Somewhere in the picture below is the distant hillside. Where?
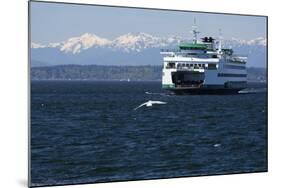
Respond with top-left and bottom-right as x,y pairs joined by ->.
31,65 -> 266,82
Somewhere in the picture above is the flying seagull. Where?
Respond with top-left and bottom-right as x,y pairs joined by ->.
134,100 -> 167,110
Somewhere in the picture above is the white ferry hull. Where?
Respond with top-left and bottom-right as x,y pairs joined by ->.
162,66 -> 247,95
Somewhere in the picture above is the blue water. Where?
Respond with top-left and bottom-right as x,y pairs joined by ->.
31,81 -> 267,187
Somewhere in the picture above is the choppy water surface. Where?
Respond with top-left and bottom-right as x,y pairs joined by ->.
31,81 -> 267,186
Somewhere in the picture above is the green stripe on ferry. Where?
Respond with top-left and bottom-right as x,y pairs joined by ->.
162,84 -> 175,89
179,43 -> 207,50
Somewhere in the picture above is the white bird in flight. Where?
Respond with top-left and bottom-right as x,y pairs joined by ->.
134,100 -> 167,110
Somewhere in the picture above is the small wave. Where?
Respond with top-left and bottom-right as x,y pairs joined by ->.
145,91 -> 160,95
145,91 -> 173,97
199,115 -> 216,119
238,88 -> 267,94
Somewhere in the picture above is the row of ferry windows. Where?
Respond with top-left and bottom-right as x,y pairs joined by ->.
166,62 -> 245,70
166,62 -> 216,69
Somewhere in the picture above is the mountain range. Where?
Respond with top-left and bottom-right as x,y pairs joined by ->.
31,32 -> 267,67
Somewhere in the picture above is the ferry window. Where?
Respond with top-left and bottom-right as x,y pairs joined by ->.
166,62 -> 175,69
208,63 -> 217,70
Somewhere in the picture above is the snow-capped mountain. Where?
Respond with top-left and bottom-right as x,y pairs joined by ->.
112,32 -> 169,52
60,33 -> 111,54
31,32 -> 182,53
32,33 -> 111,54
31,32 -> 266,67
222,37 -> 267,48
31,32 -> 174,54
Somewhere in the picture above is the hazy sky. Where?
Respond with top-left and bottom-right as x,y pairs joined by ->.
30,1 -> 267,44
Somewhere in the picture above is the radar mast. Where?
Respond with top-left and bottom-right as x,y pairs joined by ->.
218,28 -> 223,53
191,18 -> 200,44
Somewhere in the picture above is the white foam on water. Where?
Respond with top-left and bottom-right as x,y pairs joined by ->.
238,88 -> 267,94
145,91 -> 173,97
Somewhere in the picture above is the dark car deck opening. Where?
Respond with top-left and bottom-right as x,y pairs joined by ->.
172,71 -> 205,88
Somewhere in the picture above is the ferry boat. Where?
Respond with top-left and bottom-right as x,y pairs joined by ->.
160,24 -> 247,94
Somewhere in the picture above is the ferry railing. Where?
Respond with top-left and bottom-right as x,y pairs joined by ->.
160,49 -> 181,53
232,54 -> 248,59
175,66 -> 205,71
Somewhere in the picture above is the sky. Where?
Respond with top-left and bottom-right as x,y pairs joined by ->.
30,1 -> 267,44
